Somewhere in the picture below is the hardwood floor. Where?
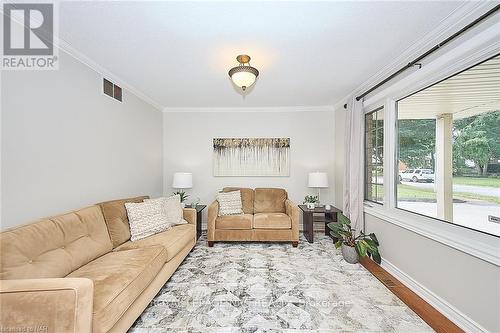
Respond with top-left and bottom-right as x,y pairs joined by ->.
360,257 -> 464,333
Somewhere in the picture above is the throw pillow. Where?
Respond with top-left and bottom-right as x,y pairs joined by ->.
145,194 -> 188,227
217,190 -> 243,216
125,201 -> 170,241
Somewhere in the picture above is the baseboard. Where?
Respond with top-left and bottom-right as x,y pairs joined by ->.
381,258 -> 488,333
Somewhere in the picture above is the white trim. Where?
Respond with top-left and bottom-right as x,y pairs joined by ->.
384,99 -> 397,209
334,1 -> 498,107
381,258 -> 489,333
364,22 -> 500,109
162,105 -> 335,113
365,206 -> 500,266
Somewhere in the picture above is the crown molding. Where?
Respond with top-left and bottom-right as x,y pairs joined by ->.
1,4 -> 164,110
334,1 -> 498,107
162,105 -> 335,113
56,37 -> 164,111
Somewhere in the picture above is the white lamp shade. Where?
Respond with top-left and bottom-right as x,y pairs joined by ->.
172,172 -> 192,189
308,172 -> 329,188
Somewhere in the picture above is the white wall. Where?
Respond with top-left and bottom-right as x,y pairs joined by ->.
1,51 -> 163,229
365,214 -> 500,332
163,109 -> 336,225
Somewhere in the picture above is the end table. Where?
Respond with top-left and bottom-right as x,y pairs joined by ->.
187,204 -> 206,240
298,205 -> 342,243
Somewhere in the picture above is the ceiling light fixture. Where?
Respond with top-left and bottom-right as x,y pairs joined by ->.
228,54 -> 259,91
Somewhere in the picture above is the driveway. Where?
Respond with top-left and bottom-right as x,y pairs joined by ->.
398,201 -> 500,236
401,181 -> 500,197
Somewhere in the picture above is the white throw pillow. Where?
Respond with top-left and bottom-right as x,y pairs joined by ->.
144,194 -> 188,227
217,190 -> 243,216
125,201 -> 170,241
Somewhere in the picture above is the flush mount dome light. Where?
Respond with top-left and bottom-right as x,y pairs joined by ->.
228,54 -> 259,91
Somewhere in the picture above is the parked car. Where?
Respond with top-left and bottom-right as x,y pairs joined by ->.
399,169 -> 435,183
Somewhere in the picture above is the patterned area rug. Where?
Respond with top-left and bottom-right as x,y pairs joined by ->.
130,234 -> 433,332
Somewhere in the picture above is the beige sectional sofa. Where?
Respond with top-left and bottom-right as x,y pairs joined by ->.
208,187 -> 299,247
0,196 -> 196,333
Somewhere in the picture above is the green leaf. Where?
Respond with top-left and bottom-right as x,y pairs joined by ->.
338,213 -> 351,225
356,241 -> 368,257
369,233 -> 379,245
330,231 -> 341,239
334,240 -> 342,248
364,238 -> 378,250
372,250 -> 382,264
355,242 -> 366,258
327,222 -> 340,230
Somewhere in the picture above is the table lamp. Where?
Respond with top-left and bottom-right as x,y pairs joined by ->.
308,172 -> 329,205
172,172 -> 192,205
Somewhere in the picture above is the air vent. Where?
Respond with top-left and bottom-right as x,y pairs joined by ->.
103,78 -> 122,102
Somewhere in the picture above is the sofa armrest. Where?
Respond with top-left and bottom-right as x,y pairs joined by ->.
207,200 -> 219,241
0,278 -> 93,333
285,199 -> 300,241
183,208 -> 197,224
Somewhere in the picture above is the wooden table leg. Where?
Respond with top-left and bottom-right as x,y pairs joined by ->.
196,211 -> 202,240
303,212 -> 314,243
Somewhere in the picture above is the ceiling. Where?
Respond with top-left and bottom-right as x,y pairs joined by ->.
58,1 -> 466,109
398,55 -> 500,120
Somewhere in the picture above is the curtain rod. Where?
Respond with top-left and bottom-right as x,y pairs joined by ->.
355,4 -> 500,102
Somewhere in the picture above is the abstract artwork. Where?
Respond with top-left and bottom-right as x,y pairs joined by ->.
213,138 -> 290,176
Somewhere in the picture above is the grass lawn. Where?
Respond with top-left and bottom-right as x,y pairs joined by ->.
373,184 -> 500,205
453,176 -> 500,188
397,184 -> 435,200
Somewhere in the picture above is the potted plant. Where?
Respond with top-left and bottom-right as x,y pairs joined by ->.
303,195 -> 319,209
327,213 -> 381,264
173,191 -> 189,208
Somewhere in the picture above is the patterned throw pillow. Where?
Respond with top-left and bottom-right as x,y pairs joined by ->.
144,194 -> 188,227
125,201 -> 170,241
217,190 -> 243,216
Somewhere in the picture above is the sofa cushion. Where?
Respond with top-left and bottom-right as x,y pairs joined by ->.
67,246 -> 167,333
223,187 -> 254,214
253,213 -> 292,229
217,190 -> 244,216
115,224 -> 195,262
216,214 -> 253,230
254,188 -> 288,213
0,206 -> 112,280
145,195 -> 186,226
125,201 -> 171,241
98,196 -> 149,248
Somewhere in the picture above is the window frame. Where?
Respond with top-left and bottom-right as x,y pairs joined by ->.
364,106 -> 385,205
360,33 -> 500,265
394,53 -> 499,239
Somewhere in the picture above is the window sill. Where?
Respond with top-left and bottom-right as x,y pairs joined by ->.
364,203 -> 500,266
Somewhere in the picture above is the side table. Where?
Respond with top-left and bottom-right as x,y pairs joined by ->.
187,204 -> 206,240
298,205 -> 342,243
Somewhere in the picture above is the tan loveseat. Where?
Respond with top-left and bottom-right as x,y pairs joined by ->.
207,188 -> 299,247
0,196 -> 196,333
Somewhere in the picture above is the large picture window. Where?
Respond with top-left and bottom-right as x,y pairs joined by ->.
396,55 -> 500,237
365,107 -> 384,204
